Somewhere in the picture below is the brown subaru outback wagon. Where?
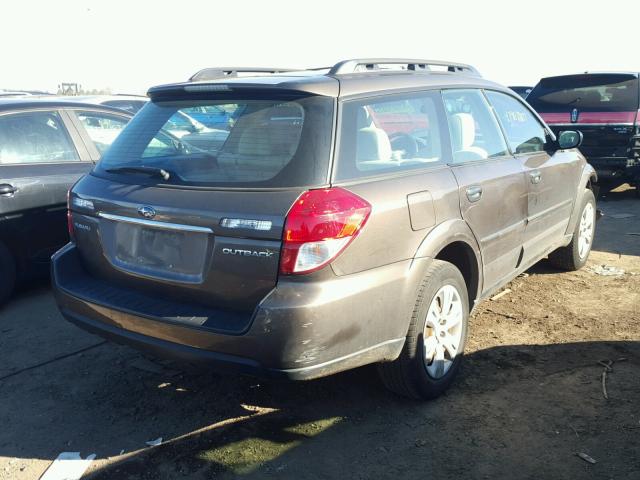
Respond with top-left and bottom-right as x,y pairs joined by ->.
52,59 -> 597,399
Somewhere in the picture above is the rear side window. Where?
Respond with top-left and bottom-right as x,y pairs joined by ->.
96,94 -> 334,188
335,92 -> 444,180
527,74 -> 639,112
441,89 -> 509,163
0,111 -> 79,164
485,91 -> 547,154
76,111 -> 129,154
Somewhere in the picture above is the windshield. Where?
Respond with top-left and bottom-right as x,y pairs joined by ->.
527,74 -> 639,112
95,93 -> 334,188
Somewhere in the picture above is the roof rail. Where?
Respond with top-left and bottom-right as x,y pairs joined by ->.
328,58 -> 480,76
190,67 -> 297,82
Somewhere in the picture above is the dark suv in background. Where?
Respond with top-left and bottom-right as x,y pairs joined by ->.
527,72 -> 640,194
52,59 -> 597,399
0,98 -> 132,304
509,86 -> 533,99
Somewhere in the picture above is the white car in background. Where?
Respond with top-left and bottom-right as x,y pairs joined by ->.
0,89 -> 53,97
64,95 -> 149,114
74,94 -> 230,152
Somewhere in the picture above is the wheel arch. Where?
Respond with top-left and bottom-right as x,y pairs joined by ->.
586,164 -> 598,192
565,163 -> 598,236
414,219 -> 483,309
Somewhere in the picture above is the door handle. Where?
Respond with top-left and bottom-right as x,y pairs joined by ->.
529,171 -> 542,184
0,184 -> 17,196
466,185 -> 483,203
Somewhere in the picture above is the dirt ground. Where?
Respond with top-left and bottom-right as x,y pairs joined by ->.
0,186 -> 638,480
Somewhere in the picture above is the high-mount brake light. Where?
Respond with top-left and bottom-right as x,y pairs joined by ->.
280,188 -> 371,275
183,84 -> 231,92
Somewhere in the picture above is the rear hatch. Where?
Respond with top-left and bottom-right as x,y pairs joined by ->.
69,88 -> 335,316
527,73 -> 639,163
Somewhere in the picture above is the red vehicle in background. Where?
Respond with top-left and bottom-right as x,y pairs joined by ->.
367,100 -> 429,135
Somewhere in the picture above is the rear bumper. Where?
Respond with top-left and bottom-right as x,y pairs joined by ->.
58,304 -> 265,375
52,244 -> 423,380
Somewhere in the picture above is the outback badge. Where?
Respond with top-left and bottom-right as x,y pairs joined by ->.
138,206 -> 156,219
222,248 -> 274,258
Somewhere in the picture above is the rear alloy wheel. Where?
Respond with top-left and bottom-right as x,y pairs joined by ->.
548,189 -> 596,271
577,202 -> 595,260
423,285 -> 464,379
0,241 -> 16,306
378,260 -> 469,400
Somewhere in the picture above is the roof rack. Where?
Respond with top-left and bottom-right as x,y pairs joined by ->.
328,58 -> 480,76
189,67 -> 297,82
188,59 -> 480,83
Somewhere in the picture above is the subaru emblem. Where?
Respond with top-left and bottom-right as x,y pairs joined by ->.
571,108 -> 579,123
138,206 -> 156,219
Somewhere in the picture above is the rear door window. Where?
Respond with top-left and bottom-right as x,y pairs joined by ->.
485,91 -> 547,154
96,94 -> 334,188
335,91 -> 445,180
75,111 -> 129,154
527,74 -> 639,112
441,89 -> 509,163
0,111 -> 79,164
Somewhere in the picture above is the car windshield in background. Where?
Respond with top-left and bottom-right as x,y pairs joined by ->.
95,94 -> 334,188
527,74 -> 639,112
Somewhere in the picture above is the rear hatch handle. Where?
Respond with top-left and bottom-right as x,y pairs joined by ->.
97,212 -> 213,233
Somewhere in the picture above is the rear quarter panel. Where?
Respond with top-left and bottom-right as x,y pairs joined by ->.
330,166 -> 461,275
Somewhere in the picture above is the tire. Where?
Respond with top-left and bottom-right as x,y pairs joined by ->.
0,241 -> 16,306
548,189 -> 596,271
378,259 -> 469,400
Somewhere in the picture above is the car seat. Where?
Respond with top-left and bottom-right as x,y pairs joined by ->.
448,112 -> 488,163
217,106 -> 302,179
355,107 -> 393,169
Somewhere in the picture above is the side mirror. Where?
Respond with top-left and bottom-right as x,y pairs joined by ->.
558,130 -> 583,149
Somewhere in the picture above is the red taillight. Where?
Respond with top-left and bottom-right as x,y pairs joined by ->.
280,187 -> 371,275
67,189 -> 74,241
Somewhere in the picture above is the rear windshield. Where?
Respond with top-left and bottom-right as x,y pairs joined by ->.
527,74 -> 639,112
95,93 -> 334,188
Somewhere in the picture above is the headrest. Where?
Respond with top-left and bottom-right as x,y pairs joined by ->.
356,126 -> 392,162
357,107 -> 374,129
450,113 -> 476,149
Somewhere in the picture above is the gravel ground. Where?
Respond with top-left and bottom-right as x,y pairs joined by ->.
0,186 -> 638,480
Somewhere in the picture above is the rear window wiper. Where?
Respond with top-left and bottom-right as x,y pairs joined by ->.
105,166 -> 172,181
